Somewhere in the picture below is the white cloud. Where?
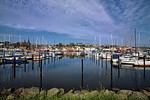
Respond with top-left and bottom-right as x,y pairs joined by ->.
0,0 -> 149,44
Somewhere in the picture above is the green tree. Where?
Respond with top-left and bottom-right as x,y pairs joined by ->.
57,43 -> 63,47
69,43 -> 75,47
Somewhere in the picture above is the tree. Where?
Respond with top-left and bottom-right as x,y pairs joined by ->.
57,43 -> 63,47
69,43 -> 75,47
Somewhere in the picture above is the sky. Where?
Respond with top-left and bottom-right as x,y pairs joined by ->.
0,0 -> 150,46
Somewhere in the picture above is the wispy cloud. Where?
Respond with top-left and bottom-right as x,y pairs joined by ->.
0,0 -> 149,44
101,0 -> 150,28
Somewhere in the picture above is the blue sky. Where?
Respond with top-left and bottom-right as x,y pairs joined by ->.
0,0 -> 150,46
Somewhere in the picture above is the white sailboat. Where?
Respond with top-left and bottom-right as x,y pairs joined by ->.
134,60 -> 150,66
120,56 -> 137,65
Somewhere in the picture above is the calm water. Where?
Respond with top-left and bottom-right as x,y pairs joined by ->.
0,54 -> 150,91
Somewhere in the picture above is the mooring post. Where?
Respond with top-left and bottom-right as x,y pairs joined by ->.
32,61 -> 34,70
106,53 -> 107,70
13,56 -> 16,67
106,53 -> 107,61
144,55 -> 146,79
32,54 -> 34,70
98,57 -> 100,65
41,54 -> 43,65
110,55 -> 113,90
32,55 -> 34,70
24,56 -> 26,72
40,57 -> 43,91
118,56 -> 120,78
2,57 -> 4,64
111,55 -> 113,65
25,56 -> 26,61
81,59 -> 83,89
39,53 -> 41,62
101,58 -> 103,68
41,58 -> 43,68
82,59 -> 83,73
32,54 -> 34,61
118,55 -> 120,64
44,55 -> 46,65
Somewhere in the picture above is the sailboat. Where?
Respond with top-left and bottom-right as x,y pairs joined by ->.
134,60 -> 150,66
3,55 -> 28,64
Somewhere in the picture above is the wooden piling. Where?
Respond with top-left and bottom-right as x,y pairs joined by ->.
117,55 -> 120,78
81,59 -> 83,89
2,58 -> 4,64
32,54 -> 34,60
39,53 -> 41,62
40,57 -> 43,91
13,56 -> 16,67
106,53 -> 107,70
144,55 -> 146,78
118,55 -> 120,64
41,58 -> 43,67
110,55 -> 113,90
25,56 -> 26,61
111,55 -> 113,65
82,59 -> 83,73
101,58 -> 103,68
24,56 -> 26,72
98,57 -> 100,65
32,61 -> 34,70
32,54 -> 34,70
44,55 -> 46,65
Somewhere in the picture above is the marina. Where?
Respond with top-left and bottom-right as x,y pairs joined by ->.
0,0 -> 150,99
0,47 -> 150,91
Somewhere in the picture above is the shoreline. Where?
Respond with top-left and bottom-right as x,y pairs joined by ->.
0,87 -> 150,100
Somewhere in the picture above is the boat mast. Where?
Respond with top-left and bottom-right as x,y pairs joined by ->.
99,35 -> 101,50
19,35 -> 21,48
134,28 -> 136,54
111,34 -> 113,53
138,33 -> 140,49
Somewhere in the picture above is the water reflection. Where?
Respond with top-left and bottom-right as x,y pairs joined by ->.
0,53 -> 150,91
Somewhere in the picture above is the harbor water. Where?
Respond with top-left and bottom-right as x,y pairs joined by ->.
0,53 -> 150,91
